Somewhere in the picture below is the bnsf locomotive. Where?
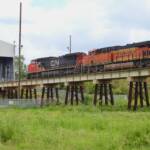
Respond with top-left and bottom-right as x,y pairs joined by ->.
27,41 -> 150,79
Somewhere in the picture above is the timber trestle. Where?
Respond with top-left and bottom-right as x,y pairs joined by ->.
0,75 -> 150,111
40,85 -> 59,107
65,82 -> 84,105
1,87 -> 18,99
20,87 -> 37,100
128,78 -> 150,111
93,80 -> 114,106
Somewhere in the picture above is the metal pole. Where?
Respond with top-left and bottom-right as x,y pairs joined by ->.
69,35 -> 71,54
13,41 -> 16,80
18,2 -> 22,99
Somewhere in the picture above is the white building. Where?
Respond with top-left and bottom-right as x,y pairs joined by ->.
0,40 -> 15,81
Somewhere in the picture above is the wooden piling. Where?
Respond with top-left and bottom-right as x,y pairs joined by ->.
139,82 -> 144,107
144,82 -> 149,107
109,84 -> 114,105
128,82 -> 133,110
71,85 -> 74,105
55,87 -> 59,104
104,83 -> 108,105
75,85 -> 79,105
46,87 -> 50,105
133,82 -> 138,111
41,87 -> 45,107
80,86 -> 84,103
29,88 -> 32,99
99,84 -> 103,105
21,88 -> 24,99
93,84 -> 98,105
65,86 -> 69,105
34,88 -> 37,100
26,88 -> 29,99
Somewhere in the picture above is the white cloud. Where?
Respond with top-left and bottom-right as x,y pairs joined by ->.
129,29 -> 150,42
0,0 -> 150,64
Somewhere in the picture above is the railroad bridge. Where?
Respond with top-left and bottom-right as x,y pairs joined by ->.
0,67 -> 150,110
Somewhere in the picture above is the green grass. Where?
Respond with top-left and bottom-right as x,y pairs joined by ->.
0,100 -> 150,150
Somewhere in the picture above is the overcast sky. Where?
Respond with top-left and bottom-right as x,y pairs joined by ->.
0,0 -> 150,64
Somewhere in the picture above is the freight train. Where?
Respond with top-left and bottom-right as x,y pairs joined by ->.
27,41 -> 150,79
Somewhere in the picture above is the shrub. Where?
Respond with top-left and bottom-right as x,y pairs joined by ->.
0,123 -> 14,143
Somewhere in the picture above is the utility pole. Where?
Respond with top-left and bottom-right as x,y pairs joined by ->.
13,41 -> 16,80
67,35 -> 72,54
69,35 -> 72,54
18,2 -> 22,99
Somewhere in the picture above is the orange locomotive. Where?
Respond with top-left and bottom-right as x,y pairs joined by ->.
80,41 -> 150,72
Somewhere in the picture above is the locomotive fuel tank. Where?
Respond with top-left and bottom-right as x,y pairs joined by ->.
104,62 -> 134,71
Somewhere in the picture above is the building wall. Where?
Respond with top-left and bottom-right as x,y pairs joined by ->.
0,40 -> 15,81
0,40 -> 14,57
